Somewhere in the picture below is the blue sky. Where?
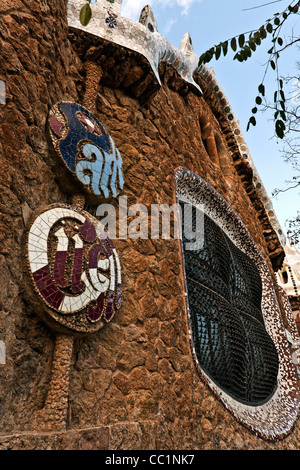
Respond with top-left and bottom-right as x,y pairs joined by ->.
120,0 -> 299,241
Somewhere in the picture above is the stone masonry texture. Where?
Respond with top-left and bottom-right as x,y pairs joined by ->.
0,0 -> 299,450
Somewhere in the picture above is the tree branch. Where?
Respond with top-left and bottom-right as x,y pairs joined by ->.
242,1 -> 284,11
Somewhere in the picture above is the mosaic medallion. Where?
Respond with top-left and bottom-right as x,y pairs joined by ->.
105,10 -> 117,28
25,204 -> 122,335
48,102 -> 124,201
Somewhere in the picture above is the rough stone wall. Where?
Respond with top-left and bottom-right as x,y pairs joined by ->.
0,0 -> 299,450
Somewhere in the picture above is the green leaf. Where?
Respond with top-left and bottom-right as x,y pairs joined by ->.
244,46 -> 252,58
288,4 -> 298,13
238,34 -> 245,48
275,119 -> 285,139
221,42 -> 228,56
270,60 -> 276,70
80,3 -> 92,26
258,84 -> 265,96
277,37 -> 283,46
277,119 -> 285,130
280,110 -> 287,121
280,100 -> 286,111
215,45 -> 222,60
234,53 -> 243,62
240,49 -> 248,61
207,48 -> 214,61
252,107 -> 258,114
249,40 -> 256,51
199,50 -> 214,64
259,26 -> 267,39
266,23 -> 273,33
274,17 -> 280,26
230,37 -> 237,52
280,90 -> 285,100
254,32 -> 262,45
198,53 -> 206,65
246,115 -> 257,132
255,96 -> 262,105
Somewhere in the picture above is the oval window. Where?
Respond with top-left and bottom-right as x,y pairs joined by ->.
175,168 -> 299,440
180,201 -> 279,405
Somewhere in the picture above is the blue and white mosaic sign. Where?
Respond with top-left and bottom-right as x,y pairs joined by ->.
48,102 -> 124,200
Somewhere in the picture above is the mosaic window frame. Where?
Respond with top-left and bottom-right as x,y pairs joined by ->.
175,168 -> 299,440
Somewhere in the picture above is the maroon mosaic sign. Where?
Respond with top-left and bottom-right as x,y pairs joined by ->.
26,204 -> 122,335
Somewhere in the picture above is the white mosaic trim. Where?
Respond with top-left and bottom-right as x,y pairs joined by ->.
68,0 -> 201,91
280,289 -> 300,375
175,168 -> 299,440
277,242 -> 300,297
28,207 -> 86,274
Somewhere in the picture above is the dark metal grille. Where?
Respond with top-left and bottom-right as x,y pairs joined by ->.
180,202 -> 279,405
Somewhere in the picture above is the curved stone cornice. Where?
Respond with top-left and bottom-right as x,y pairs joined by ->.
68,0 -> 201,91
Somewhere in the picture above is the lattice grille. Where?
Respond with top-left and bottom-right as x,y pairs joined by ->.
180,202 -> 279,405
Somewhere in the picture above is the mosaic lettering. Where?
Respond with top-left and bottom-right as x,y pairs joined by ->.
26,205 -> 122,334
49,102 -> 124,199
